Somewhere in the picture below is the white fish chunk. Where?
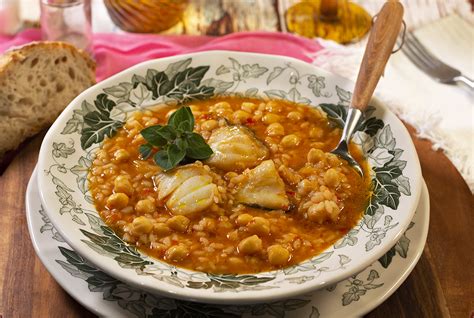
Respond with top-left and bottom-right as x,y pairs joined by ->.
235,160 -> 289,210
206,126 -> 269,171
155,166 -> 205,200
155,165 -> 217,215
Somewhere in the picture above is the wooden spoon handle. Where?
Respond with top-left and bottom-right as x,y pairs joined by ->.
351,1 -> 404,111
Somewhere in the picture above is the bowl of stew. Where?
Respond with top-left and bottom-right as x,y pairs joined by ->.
37,51 -> 422,304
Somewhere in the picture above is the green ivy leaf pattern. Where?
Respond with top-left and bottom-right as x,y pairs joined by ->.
378,222 -> 414,268
201,78 -> 234,94
359,117 -> 384,136
309,306 -> 320,318
187,274 -> 275,290
38,205 -> 65,242
335,85 -> 352,106
307,75 -> 326,97
284,252 -> 334,275
80,213 -> 151,270
319,103 -> 347,127
52,142 -> 75,158
163,58 -> 193,79
103,82 -> 134,104
264,88 -> 311,104
61,100 -> 95,135
267,66 -> 285,84
81,93 -> 124,150
70,155 -> 92,194
341,270 -> 383,306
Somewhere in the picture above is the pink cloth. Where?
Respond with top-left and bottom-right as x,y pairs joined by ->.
0,29 -> 323,81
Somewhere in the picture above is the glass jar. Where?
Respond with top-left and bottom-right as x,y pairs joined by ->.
40,0 -> 92,52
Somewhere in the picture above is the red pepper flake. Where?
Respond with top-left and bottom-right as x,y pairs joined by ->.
286,191 -> 295,196
246,118 -> 255,125
141,188 -> 154,195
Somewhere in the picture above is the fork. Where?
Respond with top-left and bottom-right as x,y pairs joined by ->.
401,32 -> 474,89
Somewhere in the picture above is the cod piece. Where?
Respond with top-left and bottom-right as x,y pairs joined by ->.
155,164 -> 217,215
206,125 -> 268,172
235,160 -> 289,210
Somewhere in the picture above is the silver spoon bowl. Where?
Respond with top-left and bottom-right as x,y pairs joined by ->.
331,108 -> 364,176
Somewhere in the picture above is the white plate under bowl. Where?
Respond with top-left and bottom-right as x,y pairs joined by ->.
36,51 -> 422,304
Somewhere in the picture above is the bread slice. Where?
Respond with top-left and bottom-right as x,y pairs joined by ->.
0,41 -> 96,161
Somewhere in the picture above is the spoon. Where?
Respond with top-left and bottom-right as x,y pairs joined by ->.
331,0 -> 404,176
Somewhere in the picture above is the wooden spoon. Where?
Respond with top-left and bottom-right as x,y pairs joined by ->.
331,0 -> 404,176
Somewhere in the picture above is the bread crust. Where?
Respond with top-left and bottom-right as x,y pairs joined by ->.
0,41 -> 96,161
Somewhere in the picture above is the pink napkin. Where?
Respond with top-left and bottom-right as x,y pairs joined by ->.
0,29 -> 323,81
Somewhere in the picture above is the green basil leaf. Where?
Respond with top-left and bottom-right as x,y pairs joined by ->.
140,125 -> 176,147
154,144 -> 186,171
185,132 -> 213,160
168,107 -> 194,131
175,137 -> 188,151
177,120 -> 192,133
139,143 -> 153,159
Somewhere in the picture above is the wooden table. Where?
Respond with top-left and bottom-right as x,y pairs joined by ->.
2,1 -> 473,317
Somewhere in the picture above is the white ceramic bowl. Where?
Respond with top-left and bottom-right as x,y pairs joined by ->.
37,51 -> 422,304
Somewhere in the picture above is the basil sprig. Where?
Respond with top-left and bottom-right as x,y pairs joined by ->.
139,106 -> 213,171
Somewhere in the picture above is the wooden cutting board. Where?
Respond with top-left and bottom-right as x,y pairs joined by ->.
0,124 -> 472,317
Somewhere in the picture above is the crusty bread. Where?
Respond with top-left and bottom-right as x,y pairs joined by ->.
0,41 -> 96,160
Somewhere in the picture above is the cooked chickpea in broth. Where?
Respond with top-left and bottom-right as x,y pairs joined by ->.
88,96 -> 371,274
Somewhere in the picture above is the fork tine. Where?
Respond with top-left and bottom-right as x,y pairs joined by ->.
402,41 -> 434,74
405,33 -> 440,67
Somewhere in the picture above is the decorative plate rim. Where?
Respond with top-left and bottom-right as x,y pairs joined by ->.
36,51 -> 423,304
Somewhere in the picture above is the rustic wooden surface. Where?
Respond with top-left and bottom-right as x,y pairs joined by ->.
0,124 -> 472,318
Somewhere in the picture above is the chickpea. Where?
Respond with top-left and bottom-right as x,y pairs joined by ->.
307,148 -> 324,164
153,223 -> 171,237
236,213 -> 253,226
241,102 -> 256,113
262,113 -> 281,125
248,217 -> 270,236
113,149 -> 130,162
287,111 -> 303,121
266,123 -> 285,136
307,202 -> 326,223
309,127 -> 323,139
201,217 -> 217,233
325,200 -> 340,220
106,193 -> 129,209
281,134 -> 301,148
228,257 -> 244,266
238,235 -> 262,255
324,168 -> 341,187
166,215 -> 190,233
131,216 -> 153,235
233,110 -> 251,123
165,244 -> 189,262
267,245 -> 290,266
201,119 -> 218,131
214,101 -> 231,109
265,101 -> 283,113
310,192 -> 325,204
327,154 -> 342,167
114,176 -> 133,196
135,199 -> 156,214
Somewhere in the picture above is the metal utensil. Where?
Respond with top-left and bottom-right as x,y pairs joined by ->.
402,32 -> 474,89
331,0 -> 404,176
